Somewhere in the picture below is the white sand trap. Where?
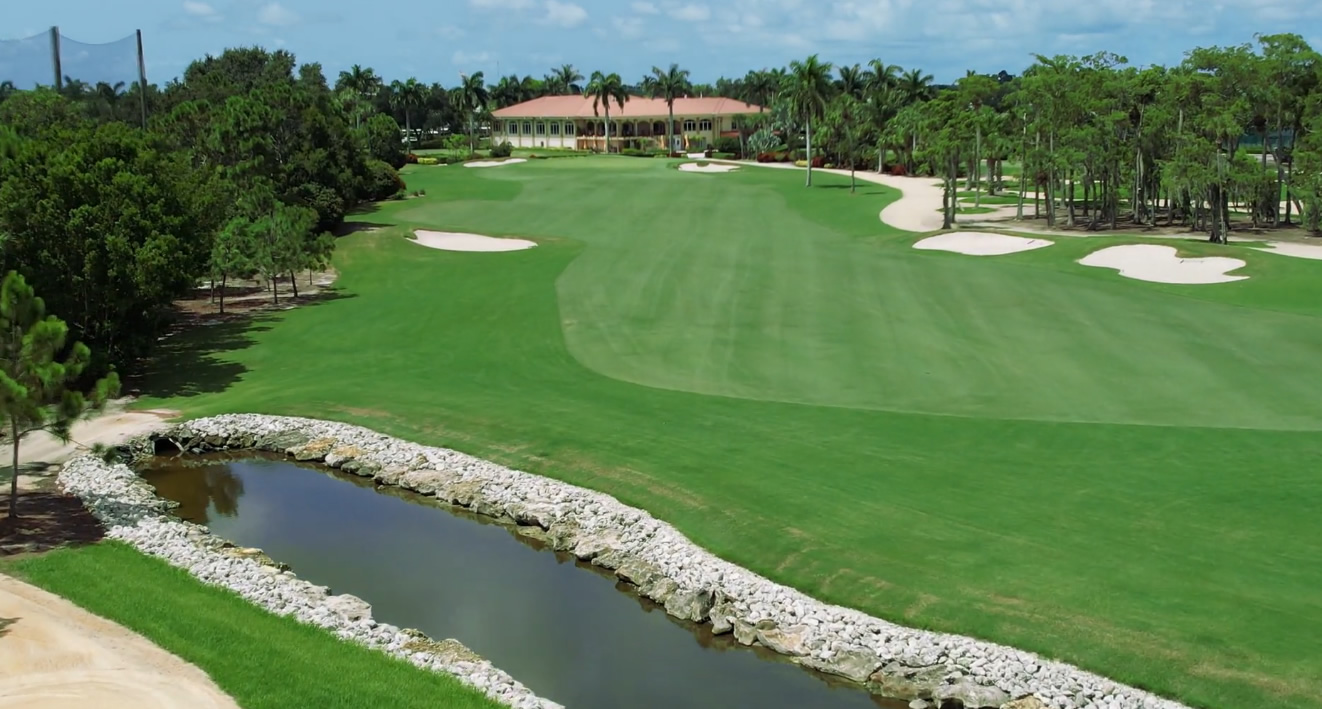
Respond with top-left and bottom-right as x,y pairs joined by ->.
1255,241 -> 1322,260
463,158 -> 527,168
412,230 -> 536,252
678,162 -> 739,174
1079,244 -> 1247,284
913,231 -> 1053,256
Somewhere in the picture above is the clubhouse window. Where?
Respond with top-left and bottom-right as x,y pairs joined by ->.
550,122 -> 560,135
536,122 -> 546,135
683,119 -> 696,132
507,122 -> 518,135
565,122 -> 575,135
699,119 -> 712,131
523,122 -> 532,135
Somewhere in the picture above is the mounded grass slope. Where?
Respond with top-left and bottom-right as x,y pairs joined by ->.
140,157 -> 1322,709
2,542 -> 502,709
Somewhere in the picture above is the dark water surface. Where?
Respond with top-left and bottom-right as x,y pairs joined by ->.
142,454 -> 903,709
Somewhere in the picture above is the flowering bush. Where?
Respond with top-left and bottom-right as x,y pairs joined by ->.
889,163 -> 908,176
417,157 -> 439,165
404,153 -> 419,164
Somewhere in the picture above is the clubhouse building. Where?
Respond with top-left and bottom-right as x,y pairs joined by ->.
491,95 -> 763,152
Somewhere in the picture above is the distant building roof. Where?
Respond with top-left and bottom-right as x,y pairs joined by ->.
492,95 -> 763,119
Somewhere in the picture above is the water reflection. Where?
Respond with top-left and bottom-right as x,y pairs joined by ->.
141,454 -> 907,709
147,457 -> 245,524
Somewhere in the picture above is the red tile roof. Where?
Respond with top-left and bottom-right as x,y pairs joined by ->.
492,95 -> 763,119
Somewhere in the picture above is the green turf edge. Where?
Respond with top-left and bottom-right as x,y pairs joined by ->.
1,542 -> 503,709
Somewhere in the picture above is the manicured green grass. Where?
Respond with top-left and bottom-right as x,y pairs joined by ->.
138,156 -> 1322,709
2,543 -> 501,709
940,206 -> 998,215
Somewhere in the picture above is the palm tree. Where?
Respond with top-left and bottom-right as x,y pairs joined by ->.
389,78 -> 426,153
585,71 -> 628,154
0,80 -> 15,105
867,84 -> 904,172
60,76 -> 89,100
783,54 -> 835,186
94,81 -> 126,121
743,70 -> 776,111
337,65 -> 381,128
837,64 -> 866,100
492,75 -> 523,108
648,63 -> 691,154
866,60 -> 901,91
553,64 -> 584,95
457,72 -> 490,155
900,68 -> 935,103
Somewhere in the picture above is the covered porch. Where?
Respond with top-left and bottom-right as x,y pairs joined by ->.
575,118 -> 682,152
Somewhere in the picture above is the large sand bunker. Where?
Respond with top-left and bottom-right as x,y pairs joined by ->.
1079,244 -> 1247,284
678,162 -> 739,174
412,230 -> 536,252
463,158 -> 527,168
0,575 -> 238,709
1255,241 -> 1322,260
913,231 -> 1053,256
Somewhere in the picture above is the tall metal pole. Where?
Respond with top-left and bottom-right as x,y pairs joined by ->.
50,26 -> 62,91
136,29 -> 148,129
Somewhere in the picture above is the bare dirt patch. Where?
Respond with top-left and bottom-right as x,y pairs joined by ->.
0,574 -> 239,709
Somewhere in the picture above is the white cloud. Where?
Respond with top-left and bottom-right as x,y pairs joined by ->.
257,2 -> 300,26
182,0 -> 220,18
632,1 -> 660,13
452,49 -> 493,65
543,0 -> 588,27
611,16 -> 646,38
436,25 -> 466,39
668,3 -> 711,21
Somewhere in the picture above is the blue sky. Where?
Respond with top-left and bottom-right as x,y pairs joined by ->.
2,0 -> 1319,90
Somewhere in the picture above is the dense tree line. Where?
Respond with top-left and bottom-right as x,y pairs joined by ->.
0,47 -> 407,374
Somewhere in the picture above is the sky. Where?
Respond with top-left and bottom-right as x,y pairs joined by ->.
2,0 -> 1320,90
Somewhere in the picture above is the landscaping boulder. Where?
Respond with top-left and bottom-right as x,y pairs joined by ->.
935,678 -> 1011,708
799,645 -> 883,683
755,623 -> 812,656
868,662 -> 947,700
663,587 -> 714,623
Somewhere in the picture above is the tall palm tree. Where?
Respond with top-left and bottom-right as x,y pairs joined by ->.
648,63 -> 691,154
866,60 -> 901,91
60,77 -> 89,100
492,75 -> 523,108
585,71 -> 628,154
743,70 -> 775,111
94,81 -> 126,121
457,73 -> 490,155
553,64 -> 584,95
389,78 -> 426,152
337,65 -> 381,128
900,68 -> 935,103
837,64 -> 866,100
0,80 -> 15,105
867,84 -> 904,171
782,54 -> 834,186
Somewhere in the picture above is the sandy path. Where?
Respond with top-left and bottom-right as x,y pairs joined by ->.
1,402 -> 178,493
0,574 -> 238,709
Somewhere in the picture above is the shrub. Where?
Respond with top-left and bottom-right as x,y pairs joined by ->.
793,159 -> 808,168
366,160 -> 406,201
416,157 -> 439,165
621,148 -> 660,158
889,164 -> 908,176
811,156 -> 826,168
715,136 -> 742,155
489,141 -> 513,159
404,153 -> 418,164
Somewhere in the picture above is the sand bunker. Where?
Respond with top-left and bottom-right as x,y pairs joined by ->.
463,158 -> 527,168
913,231 -> 1053,256
1079,245 -> 1247,284
412,230 -> 536,252
1255,241 -> 1322,260
0,575 -> 238,709
678,162 -> 739,174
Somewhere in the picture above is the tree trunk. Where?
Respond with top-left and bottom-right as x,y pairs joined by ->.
8,419 -> 19,518
209,278 -> 216,304
973,125 -> 982,208
290,270 -> 299,299
667,102 -> 674,155
805,117 -> 813,187
218,273 -> 226,315
272,273 -> 279,305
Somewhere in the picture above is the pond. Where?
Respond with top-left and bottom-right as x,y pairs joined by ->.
142,454 -> 905,709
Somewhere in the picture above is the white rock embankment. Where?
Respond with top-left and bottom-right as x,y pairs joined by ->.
56,453 -> 561,709
92,414 -> 1200,709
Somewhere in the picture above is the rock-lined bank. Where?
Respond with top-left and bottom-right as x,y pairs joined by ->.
56,453 -> 561,709
86,413 -> 1190,709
